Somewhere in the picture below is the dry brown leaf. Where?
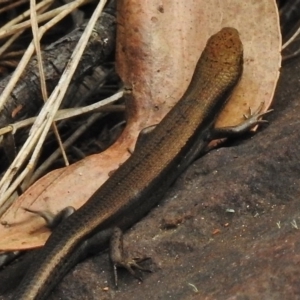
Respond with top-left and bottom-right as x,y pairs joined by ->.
0,0 -> 281,251
117,0 -> 281,129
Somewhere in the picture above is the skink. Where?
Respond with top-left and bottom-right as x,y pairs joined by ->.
14,27 -> 262,299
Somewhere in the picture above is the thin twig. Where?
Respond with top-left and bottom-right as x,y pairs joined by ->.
0,0 -> 53,31
0,0 -> 108,216
0,31 -> 24,57
0,0 -> 92,39
282,25 -> 300,49
0,0 -> 51,56
0,0 -> 90,192
0,91 -> 124,136
0,0 -> 89,112
0,0 -> 29,14
30,0 -> 69,169
29,112 -> 105,184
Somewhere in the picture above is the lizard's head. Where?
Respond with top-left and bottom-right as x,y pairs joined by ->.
205,27 -> 243,69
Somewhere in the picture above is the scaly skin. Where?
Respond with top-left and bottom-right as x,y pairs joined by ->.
14,27 -> 243,299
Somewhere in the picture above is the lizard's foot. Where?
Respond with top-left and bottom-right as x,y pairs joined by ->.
243,101 -> 273,125
110,227 -> 152,287
23,206 -> 75,230
0,206 -> 75,268
211,102 -> 273,139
